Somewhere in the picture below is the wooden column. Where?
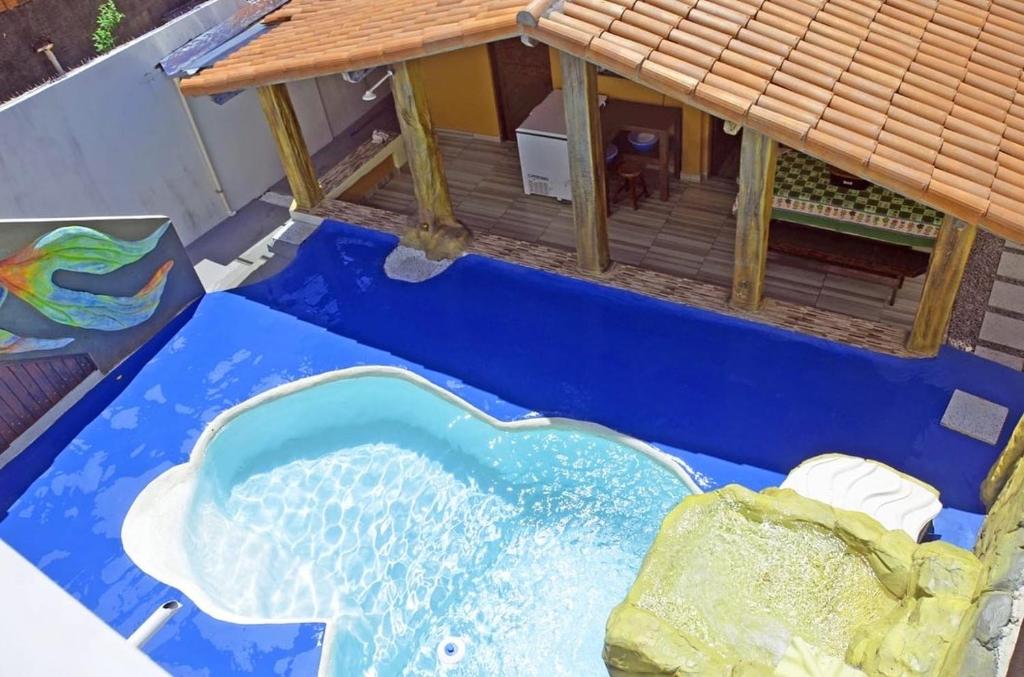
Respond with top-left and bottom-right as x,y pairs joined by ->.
730,129 -> 777,311
392,59 -> 469,258
257,83 -> 322,210
681,105 -> 710,181
561,53 -> 610,274
907,215 -> 977,355
982,414 -> 1024,509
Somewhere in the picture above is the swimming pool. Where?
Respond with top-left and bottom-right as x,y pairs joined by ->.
5,218 -> 1020,673
123,367 -> 696,675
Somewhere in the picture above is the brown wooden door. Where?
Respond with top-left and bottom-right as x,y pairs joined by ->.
710,116 -> 741,179
488,38 -> 553,141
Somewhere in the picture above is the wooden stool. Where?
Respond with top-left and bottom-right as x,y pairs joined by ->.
614,161 -> 650,210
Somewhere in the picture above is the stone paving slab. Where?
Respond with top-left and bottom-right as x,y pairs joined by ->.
988,281 -> 1024,314
941,390 -> 1010,445
974,346 -> 1024,371
972,244 -> 1024,371
997,252 -> 1024,281
981,313 -> 1024,352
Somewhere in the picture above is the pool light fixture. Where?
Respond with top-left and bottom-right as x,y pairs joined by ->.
437,636 -> 468,666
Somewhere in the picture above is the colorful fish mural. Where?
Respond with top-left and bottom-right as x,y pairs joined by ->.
0,329 -> 74,355
0,222 -> 173,332
0,217 -> 201,451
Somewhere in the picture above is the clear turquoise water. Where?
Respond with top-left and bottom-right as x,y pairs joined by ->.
185,373 -> 691,675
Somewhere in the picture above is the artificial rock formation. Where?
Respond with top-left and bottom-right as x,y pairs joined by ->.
604,485 -> 982,676
946,444 -> 1024,676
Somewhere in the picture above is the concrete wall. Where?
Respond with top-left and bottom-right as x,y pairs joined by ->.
0,539 -> 167,676
187,78 -> 332,215
0,0 -> 378,244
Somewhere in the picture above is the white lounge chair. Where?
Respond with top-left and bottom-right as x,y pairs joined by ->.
781,453 -> 942,541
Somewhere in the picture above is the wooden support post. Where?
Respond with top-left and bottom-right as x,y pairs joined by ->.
907,216 -> 977,355
982,414 -> 1024,509
257,83 -> 322,210
681,105 -> 710,182
561,53 -> 610,274
730,129 -> 777,311
392,59 -> 469,259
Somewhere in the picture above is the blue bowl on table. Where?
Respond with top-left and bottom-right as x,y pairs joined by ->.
628,131 -> 657,152
605,143 -> 619,165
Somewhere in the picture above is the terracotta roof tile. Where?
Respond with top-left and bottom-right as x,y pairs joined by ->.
564,3 -> 617,28
580,0 -> 629,18
610,16 -> 666,43
633,0 -> 689,25
588,34 -> 650,75
696,80 -> 755,115
640,59 -> 701,92
748,103 -> 811,141
652,43 -> 715,75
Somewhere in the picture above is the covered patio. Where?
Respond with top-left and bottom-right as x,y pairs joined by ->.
177,0 -> 1024,357
363,128 -> 928,329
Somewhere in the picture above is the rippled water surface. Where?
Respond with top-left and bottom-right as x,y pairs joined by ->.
185,374 -> 690,675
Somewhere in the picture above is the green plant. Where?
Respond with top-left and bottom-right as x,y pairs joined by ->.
92,0 -> 125,55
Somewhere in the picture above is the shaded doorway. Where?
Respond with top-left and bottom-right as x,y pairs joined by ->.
488,38 -> 553,142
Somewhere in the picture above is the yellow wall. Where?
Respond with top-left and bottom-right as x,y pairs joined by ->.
549,48 -> 709,179
419,46 -> 502,138
549,48 -> 670,107
414,47 -> 711,175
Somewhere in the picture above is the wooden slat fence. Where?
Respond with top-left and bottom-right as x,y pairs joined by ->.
0,353 -> 97,449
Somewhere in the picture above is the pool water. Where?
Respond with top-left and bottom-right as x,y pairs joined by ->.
129,370 -> 693,675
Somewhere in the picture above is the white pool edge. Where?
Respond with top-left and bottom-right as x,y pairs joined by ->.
121,365 -> 702,676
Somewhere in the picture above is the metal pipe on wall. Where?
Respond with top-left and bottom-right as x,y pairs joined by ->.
173,79 -> 233,217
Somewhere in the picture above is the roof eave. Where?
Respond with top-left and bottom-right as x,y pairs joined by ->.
179,25 -> 522,97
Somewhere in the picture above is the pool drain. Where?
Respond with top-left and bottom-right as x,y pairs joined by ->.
437,636 -> 467,666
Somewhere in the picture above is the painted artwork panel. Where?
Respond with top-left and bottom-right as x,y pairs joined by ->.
0,216 -> 203,371
0,215 -> 202,454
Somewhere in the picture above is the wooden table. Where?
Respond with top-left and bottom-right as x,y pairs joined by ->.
771,150 -> 943,248
601,99 -> 679,201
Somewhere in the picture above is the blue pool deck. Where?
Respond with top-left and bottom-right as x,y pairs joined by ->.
2,220 -> 1023,674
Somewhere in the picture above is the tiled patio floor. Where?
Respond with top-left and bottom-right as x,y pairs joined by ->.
365,130 -> 926,330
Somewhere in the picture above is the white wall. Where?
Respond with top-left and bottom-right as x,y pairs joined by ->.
316,73 -> 386,138
0,0 -> 378,244
0,539 -> 168,676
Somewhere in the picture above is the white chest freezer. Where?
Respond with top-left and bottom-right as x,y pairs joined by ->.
516,90 -> 572,201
